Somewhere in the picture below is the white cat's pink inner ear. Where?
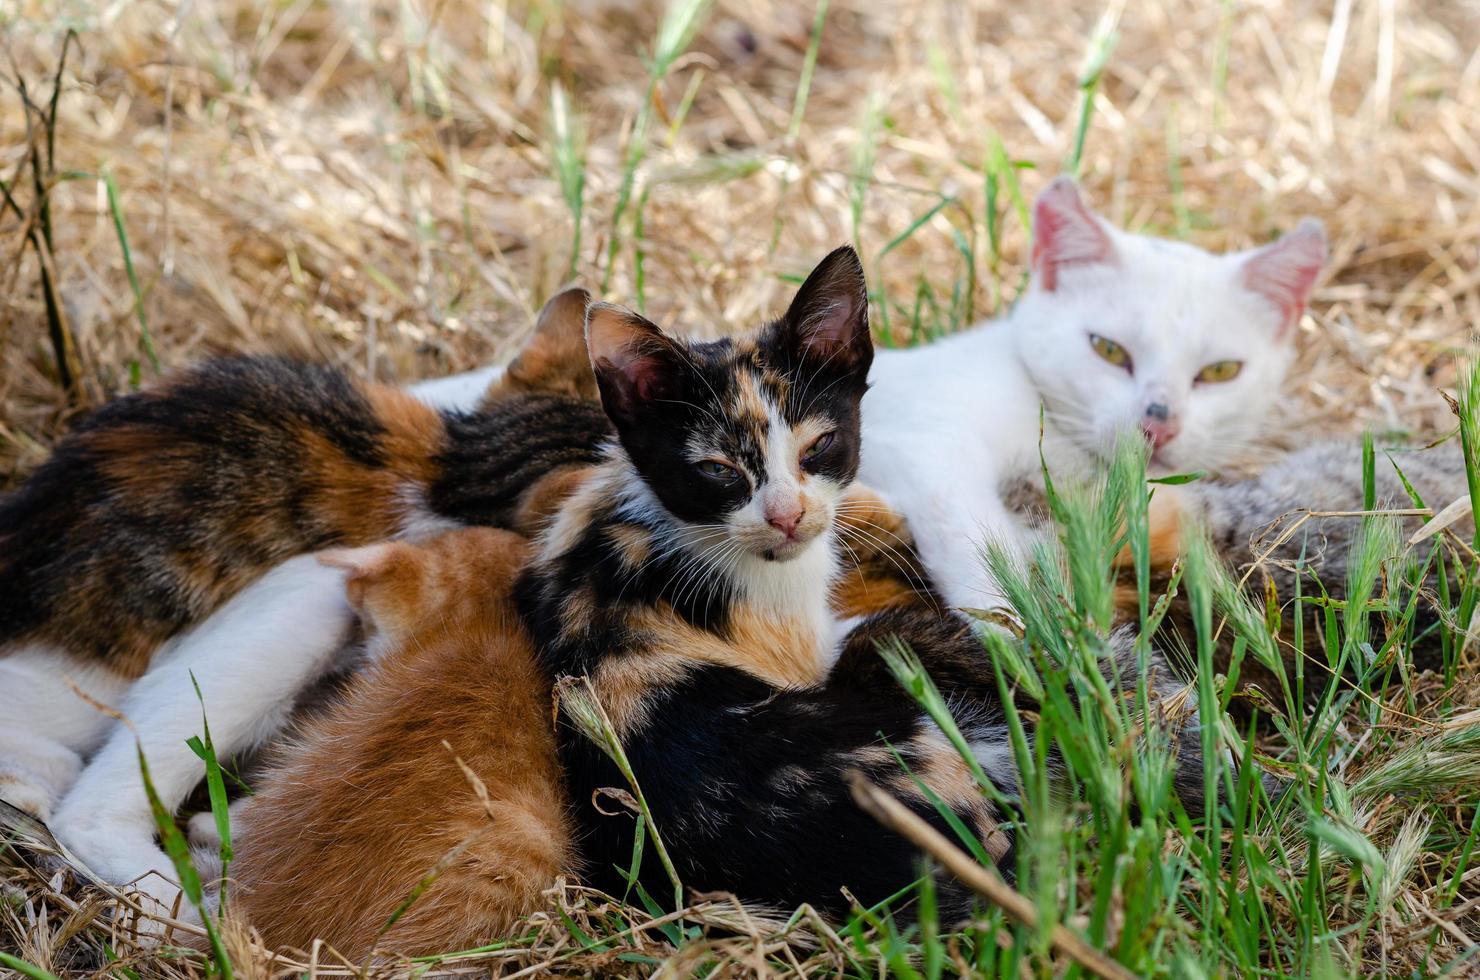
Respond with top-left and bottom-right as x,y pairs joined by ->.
1240,218 -> 1327,336
1031,178 -> 1117,291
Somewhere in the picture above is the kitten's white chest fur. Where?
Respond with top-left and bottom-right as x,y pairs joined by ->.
731,527 -> 843,669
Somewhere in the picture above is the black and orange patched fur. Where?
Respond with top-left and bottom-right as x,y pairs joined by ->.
225,527 -> 576,959
0,291 -> 607,681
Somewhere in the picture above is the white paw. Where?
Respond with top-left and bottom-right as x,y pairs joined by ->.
0,741 -> 83,822
0,776 -> 57,822
186,810 -> 222,850
51,808 -> 184,913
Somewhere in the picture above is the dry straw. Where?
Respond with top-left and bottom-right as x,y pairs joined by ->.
1,0 -> 1476,480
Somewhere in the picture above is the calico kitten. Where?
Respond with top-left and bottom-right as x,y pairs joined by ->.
513,247 -> 1209,918
224,527 -> 577,959
0,290 -> 605,911
512,247 -> 997,916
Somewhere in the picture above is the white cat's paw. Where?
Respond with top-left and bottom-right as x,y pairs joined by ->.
0,735 -> 84,822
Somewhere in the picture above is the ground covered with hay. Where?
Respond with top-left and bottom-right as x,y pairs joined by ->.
2,0 -> 1478,976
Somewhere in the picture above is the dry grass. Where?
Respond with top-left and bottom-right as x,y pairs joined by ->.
1,0 -> 1477,480
2,0 -> 1479,976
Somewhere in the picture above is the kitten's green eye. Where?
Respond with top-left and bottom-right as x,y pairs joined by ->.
1195,360 -> 1243,384
697,459 -> 742,484
802,432 -> 835,461
1090,334 -> 1132,371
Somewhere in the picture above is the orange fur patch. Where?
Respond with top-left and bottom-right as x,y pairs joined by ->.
830,484 -> 936,619
631,602 -> 829,690
486,288 -> 599,405
1113,486 -> 1187,618
275,383 -> 444,545
889,731 -> 1011,862
229,527 -> 573,959
513,465 -> 598,537
589,652 -> 694,737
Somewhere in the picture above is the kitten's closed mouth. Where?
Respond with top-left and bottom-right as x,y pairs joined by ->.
760,537 -> 811,562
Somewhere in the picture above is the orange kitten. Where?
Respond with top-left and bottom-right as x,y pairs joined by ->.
226,527 -> 576,959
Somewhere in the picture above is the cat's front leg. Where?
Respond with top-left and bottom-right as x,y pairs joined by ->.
0,647 -> 129,821
49,553 -> 356,923
907,483 -> 1024,615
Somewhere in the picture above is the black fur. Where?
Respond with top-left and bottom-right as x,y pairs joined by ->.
428,397 -> 611,526
567,641 -> 1004,920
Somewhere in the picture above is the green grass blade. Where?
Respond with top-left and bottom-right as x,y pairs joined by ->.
0,952 -> 63,980
102,172 -> 160,374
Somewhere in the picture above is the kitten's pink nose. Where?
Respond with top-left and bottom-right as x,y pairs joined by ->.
766,503 -> 805,539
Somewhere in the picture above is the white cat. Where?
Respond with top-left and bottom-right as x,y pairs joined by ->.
858,178 -> 1324,608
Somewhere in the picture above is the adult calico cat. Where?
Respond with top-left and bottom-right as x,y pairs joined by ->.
0,290 -> 605,913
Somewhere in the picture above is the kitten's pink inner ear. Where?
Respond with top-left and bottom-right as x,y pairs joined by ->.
318,544 -> 398,611
785,245 -> 871,366
1031,177 -> 1117,291
800,295 -> 862,354
586,303 -> 676,404
1241,218 -> 1327,337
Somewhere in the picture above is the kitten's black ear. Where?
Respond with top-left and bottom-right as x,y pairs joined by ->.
586,302 -> 686,424
1031,177 -> 1117,291
779,245 -> 873,377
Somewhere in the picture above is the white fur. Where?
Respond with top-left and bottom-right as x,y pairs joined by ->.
407,364 -> 505,409
394,485 -> 463,542
0,645 -> 129,819
732,526 -> 841,665
48,554 -> 356,915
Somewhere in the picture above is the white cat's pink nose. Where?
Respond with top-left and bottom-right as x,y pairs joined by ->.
1141,418 -> 1180,449
766,503 -> 805,539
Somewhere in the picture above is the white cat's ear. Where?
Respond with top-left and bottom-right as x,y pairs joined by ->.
1031,177 -> 1118,291
586,302 -> 686,423
779,245 -> 873,375
1240,218 -> 1326,337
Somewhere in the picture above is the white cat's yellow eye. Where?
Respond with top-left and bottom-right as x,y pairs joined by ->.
1090,334 -> 1132,371
1195,360 -> 1243,384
